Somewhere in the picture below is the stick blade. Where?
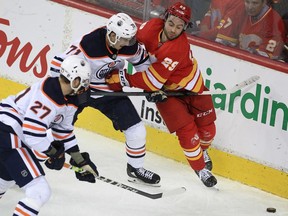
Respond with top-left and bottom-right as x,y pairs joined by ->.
242,75 -> 260,86
161,186 -> 187,198
145,187 -> 187,199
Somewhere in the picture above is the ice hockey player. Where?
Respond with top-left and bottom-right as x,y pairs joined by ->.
0,55 -> 98,215
50,13 -> 160,186
106,2 -> 217,187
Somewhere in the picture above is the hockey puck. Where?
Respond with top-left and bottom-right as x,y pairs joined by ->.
266,207 -> 276,213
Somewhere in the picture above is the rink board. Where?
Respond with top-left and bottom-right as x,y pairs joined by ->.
0,78 -> 287,199
0,0 -> 287,199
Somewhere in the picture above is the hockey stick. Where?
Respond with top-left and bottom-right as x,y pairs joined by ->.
91,75 -> 260,96
63,163 -> 186,199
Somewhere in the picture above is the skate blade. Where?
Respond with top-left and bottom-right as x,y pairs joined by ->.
128,177 -> 161,187
212,185 -> 220,191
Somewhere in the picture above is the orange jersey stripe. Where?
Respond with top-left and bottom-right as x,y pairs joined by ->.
178,69 -> 197,88
148,65 -> 166,83
141,72 -> 158,91
51,59 -> 61,68
52,132 -> 72,139
13,134 -> 19,148
23,124 -> 46,132
191,75 -> 204,92
33,150 -> 48,160
20,148 -> 40,177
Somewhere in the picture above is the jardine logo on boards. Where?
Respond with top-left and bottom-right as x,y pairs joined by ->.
139,68 -> 287,132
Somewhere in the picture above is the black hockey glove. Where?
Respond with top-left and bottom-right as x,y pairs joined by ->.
70,152 -> 98,183
44,141 -> 65,170
146,90 -> 167,103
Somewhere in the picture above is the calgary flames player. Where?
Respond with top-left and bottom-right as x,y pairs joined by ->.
107,2 -> 217,187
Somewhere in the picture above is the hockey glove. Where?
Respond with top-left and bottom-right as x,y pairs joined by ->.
44,141 -> 65,170
70,152 -> 98,183
105,69 -> 131,91
146,90 -> 168,103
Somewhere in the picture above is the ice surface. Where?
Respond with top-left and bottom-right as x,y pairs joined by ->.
1,128 -> 287,216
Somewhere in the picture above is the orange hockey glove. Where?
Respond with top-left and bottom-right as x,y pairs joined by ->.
106,69 -> 131,91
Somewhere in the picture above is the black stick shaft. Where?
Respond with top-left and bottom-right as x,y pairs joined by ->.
90,91 -> 194,96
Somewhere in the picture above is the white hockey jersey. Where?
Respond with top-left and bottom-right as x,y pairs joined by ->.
0,77 -> 79,153
50,27 -> 150,98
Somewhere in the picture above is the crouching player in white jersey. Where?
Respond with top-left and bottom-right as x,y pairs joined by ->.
50,13 -> 160,186
0,56 -> 98,215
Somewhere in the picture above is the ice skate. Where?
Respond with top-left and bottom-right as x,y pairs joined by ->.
195,168 -> 217,187
203,150 -> 213,171
127,163 -> 161,187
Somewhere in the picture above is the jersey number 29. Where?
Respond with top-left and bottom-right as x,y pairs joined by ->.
161,57 -> 178,71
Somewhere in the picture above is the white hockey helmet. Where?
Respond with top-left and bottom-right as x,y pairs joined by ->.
106,13 -> 137,46
60,55 -> 91,94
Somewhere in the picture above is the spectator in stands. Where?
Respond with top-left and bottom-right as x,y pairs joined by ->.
268,0 -> 288,62
184,0 -> 211,32
194,0 -> 245,47
239,0 -> 286,60
268,0 -> 288,17
282,13 -> 288,62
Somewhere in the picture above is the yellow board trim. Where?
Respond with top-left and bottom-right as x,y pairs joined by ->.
1,78 -> 287,199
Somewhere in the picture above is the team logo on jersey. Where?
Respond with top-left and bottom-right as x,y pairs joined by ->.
21,169 -> 28,177
51,114 -> 64,125
95,60 -> 122,79
111,54 -> 117,60
190,134 -> 199,146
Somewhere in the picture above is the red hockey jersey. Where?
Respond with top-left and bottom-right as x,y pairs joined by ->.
129,18 -> 204,93
199,0 -> 245,46
239,7 -> 285,59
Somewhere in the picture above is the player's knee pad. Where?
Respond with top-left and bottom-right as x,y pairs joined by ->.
198,123 -> 216,149
0,178 -> 15,198
22,176 -> 51,209
175,122 -> 198,149
124,122 -> 146,148
198,123 -> 216,142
